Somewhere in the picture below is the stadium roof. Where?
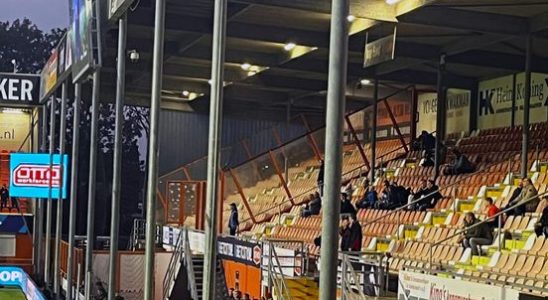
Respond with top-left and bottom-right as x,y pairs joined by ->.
98,0 -> 548,114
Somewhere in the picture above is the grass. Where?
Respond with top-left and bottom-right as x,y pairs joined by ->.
0,287 -> 27,300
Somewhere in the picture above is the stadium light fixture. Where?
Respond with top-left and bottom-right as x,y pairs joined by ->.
182,90 -> 190,97
360,79 -> 371,85
284,42 -> 296,51
347,15 -> 356,22
241,63 -> 251,71
386,0 -> 402,5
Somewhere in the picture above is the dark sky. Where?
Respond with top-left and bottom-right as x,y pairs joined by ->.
1,0 -> 69,31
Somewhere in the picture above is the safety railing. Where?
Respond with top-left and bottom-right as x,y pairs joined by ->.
162,228 -> 184,299
183,228 -> 199,300
128,218 -> 146,251
339,251 -> 389,300
427,190 -> 548,274
262,239 -> 297,300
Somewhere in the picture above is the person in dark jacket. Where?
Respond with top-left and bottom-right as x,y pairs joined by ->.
0,185 -> 8,211
340,192 -> 357,215
339,216 -> 352,251
418,180 -> 443,211
459,212 -> 493,256
228,203 -> 239,236
348,214 -> 363,251
444,149 -> 475,175
317,160 -> 324,196
356,186 -> 377,209
375,180 -> 397,209
535,197 -> 548,237
504,182 -> 524,216
301,193 -> 322,217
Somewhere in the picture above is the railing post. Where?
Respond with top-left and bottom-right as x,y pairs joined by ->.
341,255 -> 347,300
269,151 -> 295,205
345,116 -> 371,172
498,215 -> 502,252
382,98 -> 409,153
268,242 -> 273,296
228,168 -> 257,223
397,212 -> 401,240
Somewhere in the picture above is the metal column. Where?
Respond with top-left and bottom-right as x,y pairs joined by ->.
45,95 -> 57,286
521,34 -> 532,178
144,0 -> 166,299
203,0 -> 227,298
66,83 -> 81,300
53,82 -> 68,295
108,14 -> 127,300
84,70 -> 101,300
35,105 -> 48,281
370,79 -> 378,183
319,0 -> 349,299
434,54 -> 447,178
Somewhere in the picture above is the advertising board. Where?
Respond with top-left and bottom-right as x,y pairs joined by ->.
0,266 -> 46,300
0,73 -> 40,107
417,89 -> 471,135
364,27 -> 397,68
218,236 -> 262,267
0,111 -> 32,152
398,270 -> 520,300
9,153 -> 69,199
39,49 -> 58,100
70,0 -> 95,83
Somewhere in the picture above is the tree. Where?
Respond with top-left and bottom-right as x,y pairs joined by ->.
0,18 -> 65,73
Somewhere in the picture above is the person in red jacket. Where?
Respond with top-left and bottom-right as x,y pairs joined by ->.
484,197 -> 501,229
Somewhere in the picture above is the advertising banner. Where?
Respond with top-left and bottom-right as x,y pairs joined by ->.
398,270 -> 520,300
0,267 -> 46,300
57,31 -> 73,81
39,49 -> 58,100
70,0 -> 94,83
478,72 -> 548,129
261,243 -> 298,277
364,27 -> 397,68
9,153 -> 69,199
218,236 -> 262,267
109,0 -> 135,21
417,89 -> 470,135
0,73 -> 40,106
0,111 -> 32,152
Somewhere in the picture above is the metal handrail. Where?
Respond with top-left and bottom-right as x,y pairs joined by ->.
236,141 -> 411,225
269,243 -> 293,300
162,229 -> 184,299
361,153 -> 523,228
183,229 -> 199,300
427,190 -> 548,274
340,255 -> 367,300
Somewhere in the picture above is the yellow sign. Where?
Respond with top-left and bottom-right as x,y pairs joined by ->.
0,112 -> 31,152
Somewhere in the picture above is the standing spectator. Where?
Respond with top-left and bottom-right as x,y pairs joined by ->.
443,149 -> 475,175
349,214 -> 363,251
484,197 -> 501,229
535,197 -> 548,237
340,192 -> 357,215
416,130 -> 436,155
11,195 -> 19,213
0,185 -> 9,211
228,203 -> 239,236
317,160 -> 324,196
339,216 -> 352,251
459,212 -> 493,256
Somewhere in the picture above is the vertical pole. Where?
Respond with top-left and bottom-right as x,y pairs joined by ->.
319,0 -> 348,299
410,86 -> 418,141
84,70 -> 101,300
434,54 -> 447,178
203,0 -> 227,299
521,34 -> 532,178
370,80 -> 378,183
53,82 -> 68,295
35,105 -> 48,280
45,95 -> 57,286
108,14 -> 127,300
144,0 -> 166,298
67,83 -> 81,300
511,74 -> 517,128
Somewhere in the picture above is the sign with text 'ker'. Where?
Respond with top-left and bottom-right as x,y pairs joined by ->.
10,153 -> 69,199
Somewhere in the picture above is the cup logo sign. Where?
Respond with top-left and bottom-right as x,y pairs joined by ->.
0,270 -> 23,284
13,164 -> 61,187
253,246 -> 261,265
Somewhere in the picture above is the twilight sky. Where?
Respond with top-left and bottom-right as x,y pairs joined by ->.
1,0 -> 69,31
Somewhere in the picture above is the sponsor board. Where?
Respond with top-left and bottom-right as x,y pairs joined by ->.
0,266 -> 45,300
218,236 -> 262,266
9,153 -> 69,199
0,73 -> 40,106
0,112 -> 32,152
39,49 -> 58,100
398,270 -> 519,300
417,89 -> 471,135
364,27 -> 397,68
478,72 -> 548,129
261,243 -> 297,277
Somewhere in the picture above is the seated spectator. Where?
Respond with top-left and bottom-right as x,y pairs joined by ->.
483,197 -> 501,229
392,181 -> 411,208
421,152 -> 435,167
340,192 -> 357,215
356,186 -> 377,209
444,149 -> 475,175
414,130 -> 436,154
410,179 -> 428,209
416,180 -> 442,211
535,196 -> 548,237
314,235 -> 321,247
375,180 -> 399,209
339,216 -> 352,251
504,182 -> 524,216
349,214 -> 363,251
458,212 -> 493,256
518,178 -> 539,213
301,192 -> 322,217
